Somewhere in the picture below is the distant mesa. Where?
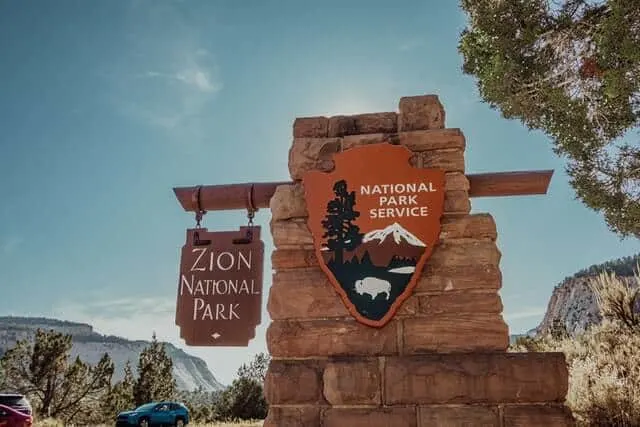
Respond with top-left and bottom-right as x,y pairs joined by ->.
0,316 -> 225,392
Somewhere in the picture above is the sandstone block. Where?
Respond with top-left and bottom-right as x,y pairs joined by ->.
267,319 -> 398,357
398,295 -> 419,316
440,214 -> 496,241
264,359 -> 324,405
403,313 -> 509,353
445,172 -> 470,192
353,112 -> 397,134
418,405 -> 500,426
323,358 -> 381,405
410,149 -> 465,173
270,184 -> 308,221
267,270 -> 347,320
272,249 -> 319,269
293,116 -> 329,138
418,292 -> 503,315
289,137 -> 341,180
416,264 -> 502,293
271,219 -> 313,249
263,406 -> 321,427
290,139 -> 465,179
503,404 -> 575,427
323,407 -> 417,427
385,352 -> 569,405
328,115 -> 357,137
342,133 -> 388,150
429,240 -> 501,270
398,95 -> 445,131
399,129 -> 465,151
444,190 -> 471,214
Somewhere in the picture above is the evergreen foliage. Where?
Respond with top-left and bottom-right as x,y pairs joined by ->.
132,332 -> 177,407
459,0 -> 640,237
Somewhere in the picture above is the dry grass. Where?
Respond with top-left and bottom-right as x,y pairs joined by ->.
512,267 -> 640,427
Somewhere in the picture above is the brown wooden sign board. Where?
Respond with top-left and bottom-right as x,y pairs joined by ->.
175,226 -> 264,346
303,144 -> 445,327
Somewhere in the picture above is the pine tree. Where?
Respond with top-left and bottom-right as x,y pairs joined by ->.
321,180 -> 364,265
459,0 -> 640,237
133,332 -> 177,406
0,329 -> 113,423
102,361 -> 135,419
216,377 -> 267,421
215,353 -> 269,421
236,352 -> 270,384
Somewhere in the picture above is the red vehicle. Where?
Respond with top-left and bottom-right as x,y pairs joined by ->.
0,404 -> 32,427
0,394 -> 33,427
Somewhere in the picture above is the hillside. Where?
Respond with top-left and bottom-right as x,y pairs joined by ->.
533,254 -> 640,336
0,316 -> 225,392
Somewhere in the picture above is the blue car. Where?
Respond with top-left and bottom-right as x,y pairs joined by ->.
116,401 -> 189,427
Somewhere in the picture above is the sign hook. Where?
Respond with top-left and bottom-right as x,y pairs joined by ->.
247,184 -> 256,226
192,185 -> 206,228
233,184 -> 257,244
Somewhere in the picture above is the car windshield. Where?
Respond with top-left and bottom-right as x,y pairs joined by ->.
134,403 -> 157,412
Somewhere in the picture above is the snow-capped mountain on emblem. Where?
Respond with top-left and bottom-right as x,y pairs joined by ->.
303,143 -> 446,327
363,222 -> 427,247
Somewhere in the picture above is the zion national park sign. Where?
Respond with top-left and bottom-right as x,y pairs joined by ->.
303,143 -> 445,327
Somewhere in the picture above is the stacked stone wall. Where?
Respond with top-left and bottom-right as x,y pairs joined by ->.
264,95 -> 574,426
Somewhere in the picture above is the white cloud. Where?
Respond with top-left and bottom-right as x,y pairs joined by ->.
106,3 -> 222,140
141,56 -> 222,95
175,68 -> 220,93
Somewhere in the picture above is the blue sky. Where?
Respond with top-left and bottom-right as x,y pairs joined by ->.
1,0 -> 638,384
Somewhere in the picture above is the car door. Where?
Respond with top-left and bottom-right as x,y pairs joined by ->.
169,404 -> 181,423
153,404 -> 172,425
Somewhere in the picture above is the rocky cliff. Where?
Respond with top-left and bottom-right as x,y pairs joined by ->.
0,316 -> 225,392
533,254 -> 639,337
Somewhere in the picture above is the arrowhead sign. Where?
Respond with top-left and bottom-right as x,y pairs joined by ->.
303,144 -> 445,327
175,226 -> 264,346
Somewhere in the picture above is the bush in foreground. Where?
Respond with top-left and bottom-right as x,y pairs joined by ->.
512,267 -> 640,426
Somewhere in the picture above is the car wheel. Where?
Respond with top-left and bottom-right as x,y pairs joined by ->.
138,418 -> 149,427
175,419 -> 185,427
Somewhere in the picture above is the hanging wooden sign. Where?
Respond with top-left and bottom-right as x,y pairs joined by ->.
303,143 -> 445,327
175,226 -> 264,346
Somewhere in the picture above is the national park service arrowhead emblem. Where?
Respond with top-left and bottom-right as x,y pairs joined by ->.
303,143 -> 445,327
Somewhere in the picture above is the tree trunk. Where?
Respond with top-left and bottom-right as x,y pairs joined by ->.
334,247 -> 343,265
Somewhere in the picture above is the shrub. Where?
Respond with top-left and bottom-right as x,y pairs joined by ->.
511,266 -> 640,426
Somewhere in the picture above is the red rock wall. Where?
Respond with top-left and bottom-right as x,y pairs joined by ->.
264,95 -> 574,427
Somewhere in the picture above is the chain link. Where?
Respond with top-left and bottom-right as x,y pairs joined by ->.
195,210 -> 205,228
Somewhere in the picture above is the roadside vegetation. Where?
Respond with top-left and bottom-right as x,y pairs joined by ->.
0,330 -> 268,425
512,265 -> 640,426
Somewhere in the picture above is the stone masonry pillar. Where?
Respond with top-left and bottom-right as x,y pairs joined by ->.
263,95 -> 574,427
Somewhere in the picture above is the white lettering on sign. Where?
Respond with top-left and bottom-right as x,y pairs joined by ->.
360,182 -> 437,219
192,299 -> 241,321
180,246 -> 261,322
190,248 -> 252,272
360,182 -> 436,195
180,276 -> 261,297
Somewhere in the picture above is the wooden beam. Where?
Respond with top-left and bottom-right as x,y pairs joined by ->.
173,170 -> 553,212
468,169 -> 554,198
